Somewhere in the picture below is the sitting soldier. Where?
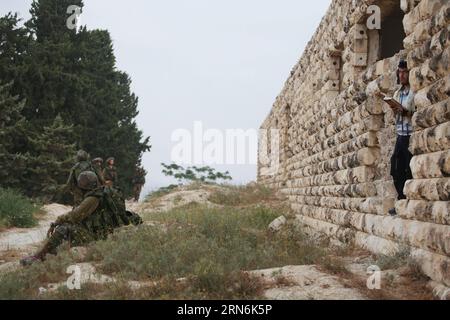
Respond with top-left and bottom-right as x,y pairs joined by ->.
21,171 -> 142,266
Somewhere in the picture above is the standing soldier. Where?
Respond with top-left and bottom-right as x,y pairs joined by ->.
103,157 -> 118,187
92,157 -> 105,185
132,166 -> 146,202
66,150 -> 95,207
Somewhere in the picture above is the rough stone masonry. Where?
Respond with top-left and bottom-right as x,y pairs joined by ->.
257,0 -> 450,291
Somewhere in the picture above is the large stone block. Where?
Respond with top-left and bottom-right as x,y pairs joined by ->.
294,214 -> 356,244
353,52 -> 368,67
410,121 -> 450,155
431,3 -> 450,34
353,38 -> 368,53
404,20 -> 433,50
414,75 -> 450,109
292,166 -> 375,187
404,177 -> 450,201
410,150 -> 450,179
294,195 -> 382,215
354,231 -> 400,255
410,61 -> 439,92
353,23 -> 368,40
412,98 -> 450,129
403,6 -> 420,36
292,147 -> 380,178
411,248 -> 450,287
431,26 -> 449,56
418,0 -> 447,20
287,182 -> 378,198
396,199 -> 450,225
362,214 -> 450,256
407,39 -> 433,69
288,132 -> 379,169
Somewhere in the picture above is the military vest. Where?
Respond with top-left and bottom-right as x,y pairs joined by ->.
103,166 -> 117,182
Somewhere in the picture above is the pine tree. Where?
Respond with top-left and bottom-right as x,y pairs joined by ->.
27,115 -> 76,200
0,1 -> 151,198
26,0 -> 83,42
19,0 -> 83,126
0,13 -> 31,100
0,82 -> 29,190
25,2 -> 151,197
69,29 -> 151,195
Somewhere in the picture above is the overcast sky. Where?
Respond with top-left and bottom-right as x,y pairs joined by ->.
1,0 -> 332,196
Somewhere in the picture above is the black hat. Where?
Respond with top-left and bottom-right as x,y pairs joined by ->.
398,59 -> 408,69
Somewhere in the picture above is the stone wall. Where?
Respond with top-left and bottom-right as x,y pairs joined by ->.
257,0 -> 450,289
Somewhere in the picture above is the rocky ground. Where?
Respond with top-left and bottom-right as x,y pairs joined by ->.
0,184 -> 439,300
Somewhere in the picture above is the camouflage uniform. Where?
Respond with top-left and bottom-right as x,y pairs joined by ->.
103,157 -> 118,187
36,186 -> 142,258
21,171 -> 142,266
92,157 -> 105,186
132,167 -> 146,201
66,150 -> 95,207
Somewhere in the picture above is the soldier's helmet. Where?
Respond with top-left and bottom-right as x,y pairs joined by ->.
77,171 -> 99,191
76,150 -> 89,162
92,157 -> 104,165
106,157 -> 115,164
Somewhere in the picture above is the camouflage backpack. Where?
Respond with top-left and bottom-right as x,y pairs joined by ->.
82,187 -> 143,239
71,161 -> 95,186
102,186 -> 143,226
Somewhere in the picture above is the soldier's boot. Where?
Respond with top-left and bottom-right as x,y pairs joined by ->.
20,240 -> 56,267
20,255 -> 41,266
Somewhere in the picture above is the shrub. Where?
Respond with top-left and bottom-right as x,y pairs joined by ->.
373,246 -> 411,270
0,188 -> 37,228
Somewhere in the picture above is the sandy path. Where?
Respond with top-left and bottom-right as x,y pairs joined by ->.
0,204 -> 71,257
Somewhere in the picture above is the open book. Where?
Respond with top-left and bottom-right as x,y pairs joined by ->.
383,96 -> 403,110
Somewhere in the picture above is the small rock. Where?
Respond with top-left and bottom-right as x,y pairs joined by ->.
268,216 -> 287,232
38,287 -> 48,295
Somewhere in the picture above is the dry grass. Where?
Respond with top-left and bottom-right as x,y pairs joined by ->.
207,184 -> 281,207
0,183 -> 436,300
0,187 -> 324,299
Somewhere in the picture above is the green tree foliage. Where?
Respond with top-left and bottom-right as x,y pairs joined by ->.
71,29 -> 151,195
161,163 -> 232,184
0,0 -> 151,198
26,0 -> 83,42
0,13 -> 31,91
0,82 -> 29,190
27,115 -> 76,200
